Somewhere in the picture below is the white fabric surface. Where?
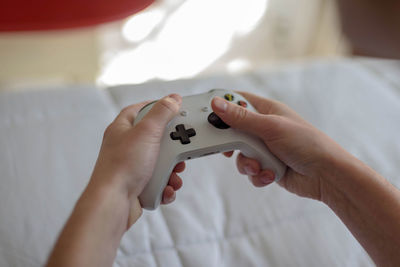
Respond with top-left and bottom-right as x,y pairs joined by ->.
0,59 -> 399,266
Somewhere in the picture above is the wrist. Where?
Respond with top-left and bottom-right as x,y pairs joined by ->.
47,174 -> 134,267
316,148 -> 400,266
317,149 -> 361,207
90,161 -> 133,197
89,170 -> 143,228
318,148 -> 383,209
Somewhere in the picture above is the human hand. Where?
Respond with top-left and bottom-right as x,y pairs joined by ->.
91,94 -> 184,227
211,92 -> 351,201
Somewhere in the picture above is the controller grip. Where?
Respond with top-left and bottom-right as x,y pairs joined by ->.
237,140 -> 286,181
139,140 -> 286,210
139,157 -> 177,210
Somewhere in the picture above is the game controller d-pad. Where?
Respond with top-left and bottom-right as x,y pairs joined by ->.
133,89 -> 287,210
170,124 -> 196,145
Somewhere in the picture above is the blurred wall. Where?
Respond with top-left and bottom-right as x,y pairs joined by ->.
0,29 -> 99,90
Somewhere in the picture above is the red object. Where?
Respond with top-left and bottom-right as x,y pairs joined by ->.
0,0 -> 154,31
237,101 -> 248,108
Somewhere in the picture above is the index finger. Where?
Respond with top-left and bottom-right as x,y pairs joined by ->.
113,100 -> 153,127
237,91 -> 305,122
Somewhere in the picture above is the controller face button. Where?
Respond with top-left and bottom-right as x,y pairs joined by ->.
237,100 -> 248,108
170,124 -> 196,144
180,110 -> 188,116
201,107 -> 209,112
224,94 -> 234,101
207,112 -> 230,129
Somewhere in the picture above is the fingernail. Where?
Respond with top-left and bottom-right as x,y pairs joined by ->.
168,94 -> 182,104
244,165 -> 258,176
259,171 -> 275,185
213,97 -> 228,113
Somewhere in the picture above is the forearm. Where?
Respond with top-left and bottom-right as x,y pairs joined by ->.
322,152 -> 400,266
46,177 -> 131,267
45,95 -> 181,267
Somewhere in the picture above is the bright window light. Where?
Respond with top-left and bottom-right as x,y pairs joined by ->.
227,59 -> 251,73
99,0 -> 269,86
122,9 -> 165,43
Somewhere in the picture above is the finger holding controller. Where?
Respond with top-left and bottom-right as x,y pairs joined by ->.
212,91 -> 344,201
92,94 -> 185,227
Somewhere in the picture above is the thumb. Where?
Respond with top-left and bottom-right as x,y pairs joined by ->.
211,96 -> 277,138
135,94 -> 182,136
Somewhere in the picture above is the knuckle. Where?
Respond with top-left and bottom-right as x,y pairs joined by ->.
252,176 -> 266,188
120,103 -> 138,116
249,176 -> 261,187
158,98 -> 179,114
135,120 -> 164,141
234,106 -> 249,122
260,115 -> 291,142
236,152 -> 245,164
120,106 -> 132,114
103,123 -> 115,139
137,120 -> 158,133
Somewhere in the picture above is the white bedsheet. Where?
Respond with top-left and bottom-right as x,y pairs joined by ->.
0,59 -> 399,266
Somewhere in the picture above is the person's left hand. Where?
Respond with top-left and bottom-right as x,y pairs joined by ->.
90,94 -> 184,228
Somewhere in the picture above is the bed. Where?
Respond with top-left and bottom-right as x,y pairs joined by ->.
0,58 -> 399,266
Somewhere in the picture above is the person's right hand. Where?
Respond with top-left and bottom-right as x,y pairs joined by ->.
211,92 -> 353,201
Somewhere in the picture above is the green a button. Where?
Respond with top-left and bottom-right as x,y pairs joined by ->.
224,94 -> 234,101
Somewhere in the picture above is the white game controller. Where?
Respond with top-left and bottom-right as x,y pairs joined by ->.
134,89 -> 287,210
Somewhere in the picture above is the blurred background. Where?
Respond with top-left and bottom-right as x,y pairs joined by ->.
0,0 -> 349,91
